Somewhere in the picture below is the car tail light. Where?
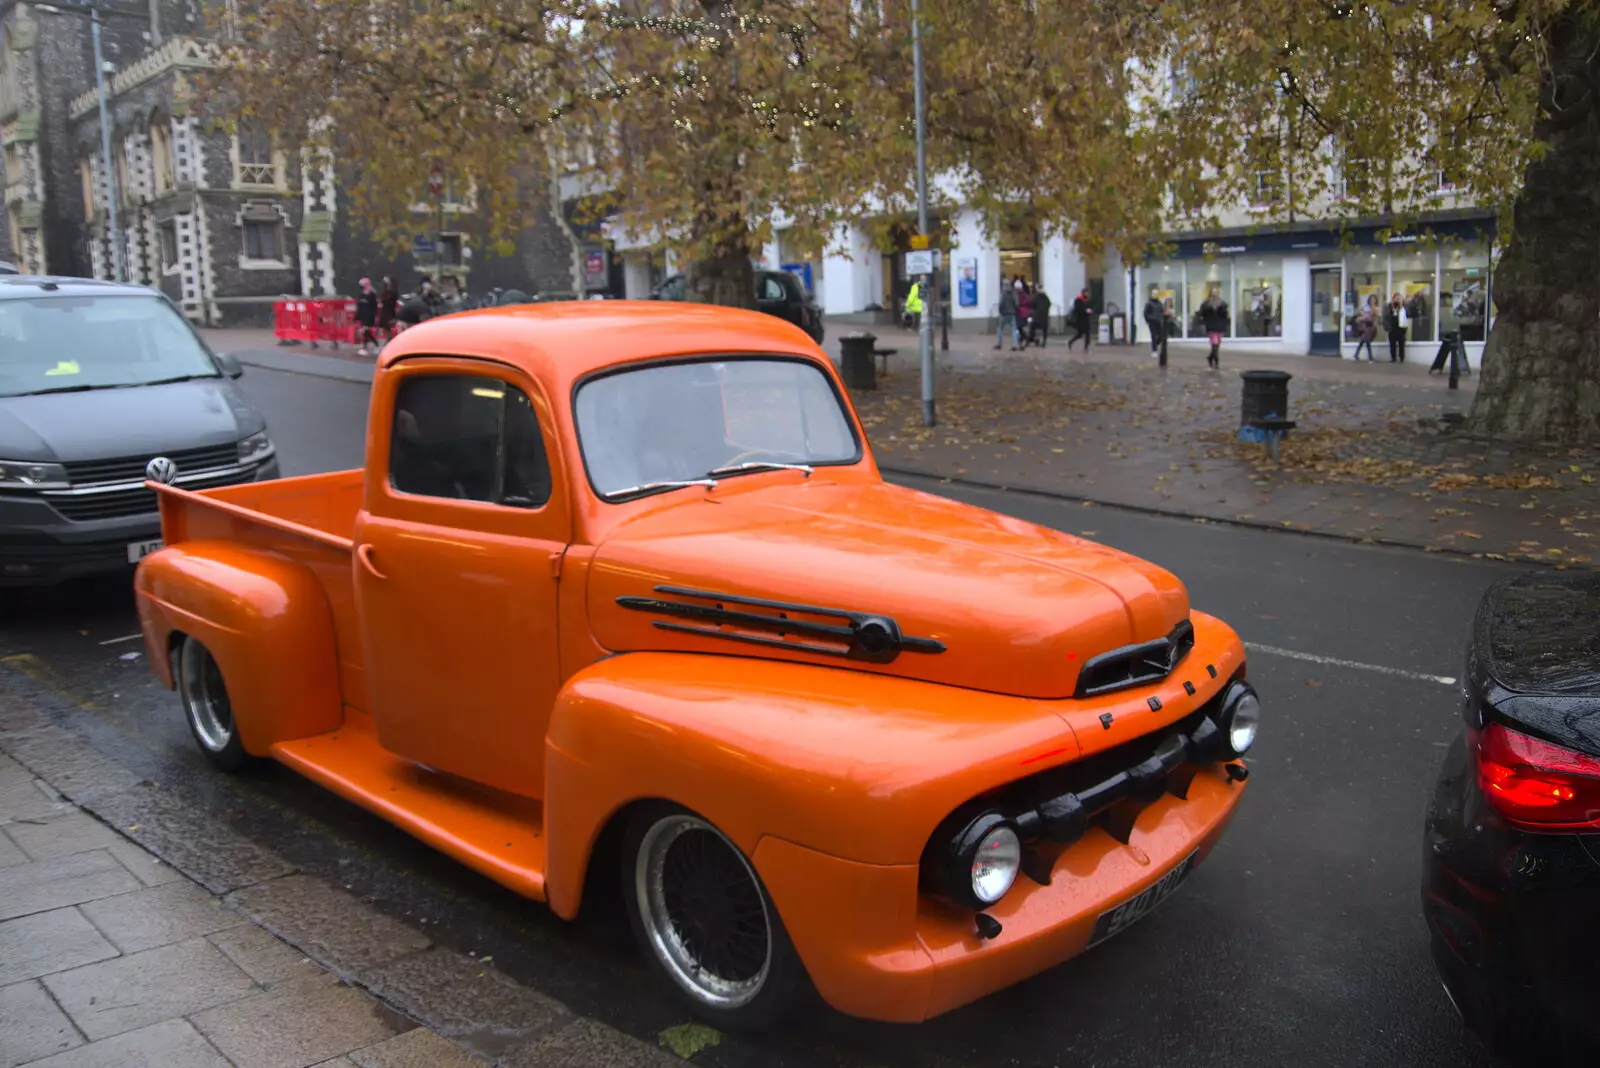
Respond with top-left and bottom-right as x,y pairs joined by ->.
1476,722 -> 1600,829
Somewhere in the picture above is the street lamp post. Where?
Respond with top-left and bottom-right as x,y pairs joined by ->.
911,0 -> 934,427
89,7 -> 124,282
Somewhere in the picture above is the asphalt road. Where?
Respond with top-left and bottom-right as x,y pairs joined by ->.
0,362 -> 1510,1068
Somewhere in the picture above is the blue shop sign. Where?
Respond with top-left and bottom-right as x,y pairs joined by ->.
1157,217 -> 1495,260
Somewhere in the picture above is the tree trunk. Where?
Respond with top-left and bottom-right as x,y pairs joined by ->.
685,242 -> 756,309
1467,20 -> 1600,443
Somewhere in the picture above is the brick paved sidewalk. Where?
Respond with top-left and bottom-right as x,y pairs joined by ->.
838,329 -> 1599,565
0,697 -> 685,1068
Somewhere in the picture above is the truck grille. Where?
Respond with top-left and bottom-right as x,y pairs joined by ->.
43,467 -> 253,521
62,443 -> 240,486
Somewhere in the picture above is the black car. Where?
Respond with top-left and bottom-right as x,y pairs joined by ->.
653,269 -> 824,344
1424,571 -> 1600,1064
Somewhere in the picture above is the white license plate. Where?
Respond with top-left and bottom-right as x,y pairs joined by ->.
1088,850 -> 1198,948
127,538 -> 163,564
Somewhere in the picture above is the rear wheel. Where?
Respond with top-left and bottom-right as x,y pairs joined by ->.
623,804 -> 807,1030
177,636 -> 247,772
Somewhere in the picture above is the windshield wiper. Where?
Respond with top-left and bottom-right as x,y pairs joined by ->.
10,383 -> 101,396
138,374 -> 219,387
706,461 -> 814,478
607,478 -> 719,500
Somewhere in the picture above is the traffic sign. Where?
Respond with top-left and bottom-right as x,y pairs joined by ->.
909,234 -> 931,250
905,249 -> 934,275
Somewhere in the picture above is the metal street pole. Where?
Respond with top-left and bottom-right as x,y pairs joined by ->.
90,7 -> 125,282
911,0 -> 934,427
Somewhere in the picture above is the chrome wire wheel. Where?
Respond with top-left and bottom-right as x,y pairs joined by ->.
634,814 -> 772,1009
180,638 -> 234,754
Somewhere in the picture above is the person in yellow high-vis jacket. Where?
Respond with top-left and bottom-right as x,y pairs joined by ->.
903,281 -> 923,328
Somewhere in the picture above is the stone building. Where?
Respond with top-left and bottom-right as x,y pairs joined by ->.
0,0 -> 584,324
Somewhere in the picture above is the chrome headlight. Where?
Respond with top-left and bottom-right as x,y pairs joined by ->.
1218,682 -> 1260,758
237,431 -> 275,464
0,459 -> 68,490
925,811 -> 1022,909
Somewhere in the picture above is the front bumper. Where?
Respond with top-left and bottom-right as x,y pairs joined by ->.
0,457 -> 280,586
756,761 -> 1246,1022
1423,731 -> 1600,1061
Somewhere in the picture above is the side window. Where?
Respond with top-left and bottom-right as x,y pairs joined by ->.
389,374 -> 551,508
759,276 -> 787,302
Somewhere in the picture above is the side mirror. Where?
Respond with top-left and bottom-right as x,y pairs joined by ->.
216,352 -> 244,379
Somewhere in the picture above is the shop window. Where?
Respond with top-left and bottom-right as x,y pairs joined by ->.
1344,250 -> 1386,342
1144,262 -> 1183,335
1391,251 -> 1435,343
1441,247 -> 1491,342
1236,260 -> 1282,338
1184,259 -> 1232,339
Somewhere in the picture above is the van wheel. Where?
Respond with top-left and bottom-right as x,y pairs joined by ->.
177,636 -> 247,772
623,804 -> 807,1030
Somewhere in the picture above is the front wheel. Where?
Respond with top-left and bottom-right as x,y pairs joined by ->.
177,636 -> 247,772
623,804 -> 808,1030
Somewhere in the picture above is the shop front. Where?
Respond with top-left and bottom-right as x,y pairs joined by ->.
1137,215 -> 1496,365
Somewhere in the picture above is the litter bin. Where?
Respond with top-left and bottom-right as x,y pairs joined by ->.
840,331 -> 877,391
1240,370 -> 1292,427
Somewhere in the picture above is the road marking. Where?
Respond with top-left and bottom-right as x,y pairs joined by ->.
1244,642 -> 1458,687
98,633 -> 143,646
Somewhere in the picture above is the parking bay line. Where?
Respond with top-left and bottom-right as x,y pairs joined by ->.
1244,642 -> 1458,687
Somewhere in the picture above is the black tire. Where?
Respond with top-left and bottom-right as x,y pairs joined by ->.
621,802 -> 809,1031
176,635 -> 248,772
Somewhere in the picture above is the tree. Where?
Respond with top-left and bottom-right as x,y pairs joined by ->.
216,0 -> 908,307
1129,0 -> 1596,443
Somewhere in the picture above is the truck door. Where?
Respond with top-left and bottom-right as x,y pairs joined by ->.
352,357 -> 570,799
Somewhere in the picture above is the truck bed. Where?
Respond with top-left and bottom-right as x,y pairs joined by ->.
152,470 -> 369,709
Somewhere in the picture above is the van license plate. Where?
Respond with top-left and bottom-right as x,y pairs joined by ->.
1088,851 -> 1198,948
126,539 -> 163,563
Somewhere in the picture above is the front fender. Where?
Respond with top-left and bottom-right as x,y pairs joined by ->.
542,651 -> 1076,919
135,541 -> 342,755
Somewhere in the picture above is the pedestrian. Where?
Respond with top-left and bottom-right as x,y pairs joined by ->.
354,277 -> 379,356
1383,292 -> 1409,363
903,280 -> 923,330
397,287 -> 432,327
1354,301 -> 1378,361
1016,284 -> 1034,348
1199,287 -> 1230,368
1066,288 -> 1093,351
995,286 -> 1019,351
419,277 -> 443,315
1030,289 -> 1052,347
1143,286 -> 1165,357
376,276 -> 399,343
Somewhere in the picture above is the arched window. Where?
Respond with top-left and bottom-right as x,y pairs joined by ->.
150,113 -> 174,194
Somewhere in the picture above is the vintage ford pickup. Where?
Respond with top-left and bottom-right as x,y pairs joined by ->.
133,302 -> 1259,1028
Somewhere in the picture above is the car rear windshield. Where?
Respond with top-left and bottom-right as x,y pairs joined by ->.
574,357 -> 859,499
0,294 -> 220,397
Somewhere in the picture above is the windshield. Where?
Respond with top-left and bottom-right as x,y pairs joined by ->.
0,294 -> 220,397
575,357 -> 859,498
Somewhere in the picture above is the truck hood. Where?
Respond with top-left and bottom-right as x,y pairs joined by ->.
0,380 -> 261,463
586,479 -> 1190,700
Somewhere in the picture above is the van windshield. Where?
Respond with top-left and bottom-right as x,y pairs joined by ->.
0,294 -> 221,398
574,357 -> 860,500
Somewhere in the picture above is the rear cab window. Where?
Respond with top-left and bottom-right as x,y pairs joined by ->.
390,374 -> 551,508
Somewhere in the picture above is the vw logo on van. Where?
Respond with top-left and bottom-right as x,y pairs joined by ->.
145,456 -> 179,484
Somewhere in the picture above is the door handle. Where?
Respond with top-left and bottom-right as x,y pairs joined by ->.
356,543 -> 388,580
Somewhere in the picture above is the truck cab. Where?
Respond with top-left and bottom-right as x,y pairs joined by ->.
134,301 -> 1256,1028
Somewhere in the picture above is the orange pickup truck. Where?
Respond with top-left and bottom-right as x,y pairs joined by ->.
133,302 -> 1258,1028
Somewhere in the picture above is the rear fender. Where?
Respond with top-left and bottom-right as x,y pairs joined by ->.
135,541 -> 342,755
541,651 -> 1074,919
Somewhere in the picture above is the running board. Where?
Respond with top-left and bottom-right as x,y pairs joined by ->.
272,726 -> 546,901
